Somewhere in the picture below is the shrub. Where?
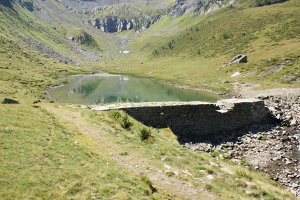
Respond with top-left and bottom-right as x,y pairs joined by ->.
139,127 -> 153,141
152,49 -> 159,56
205,184 -> 213,191
120,115 -> 133,130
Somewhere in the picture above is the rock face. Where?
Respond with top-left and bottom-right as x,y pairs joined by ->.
87,15 -> 161,33
227,54 -> 248,66
170,0 -> 236,17
76,0 -> 236,33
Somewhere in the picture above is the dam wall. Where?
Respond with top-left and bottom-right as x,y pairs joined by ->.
92,99 -> 272,137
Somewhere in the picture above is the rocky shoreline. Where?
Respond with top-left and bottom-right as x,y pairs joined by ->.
183,91 -> 300,196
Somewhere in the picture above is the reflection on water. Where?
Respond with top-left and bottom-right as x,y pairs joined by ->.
48,74 -> 221,104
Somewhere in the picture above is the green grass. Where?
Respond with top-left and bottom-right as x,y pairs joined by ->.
99,0 -> 300,92
0,105 -> 171,199
0,0 -> 299,199
43,104 -> 298,200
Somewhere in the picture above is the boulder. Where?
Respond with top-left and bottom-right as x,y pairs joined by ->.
228,54 -> 247,66
2,98 -> 19,104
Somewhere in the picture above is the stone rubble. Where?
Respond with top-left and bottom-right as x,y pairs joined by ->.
184,94 -> 300,196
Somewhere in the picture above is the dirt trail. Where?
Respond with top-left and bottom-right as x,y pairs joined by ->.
44,105 -> 218,200
233,83 -> 300,99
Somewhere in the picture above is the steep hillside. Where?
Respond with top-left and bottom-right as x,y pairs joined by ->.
0,0 -> 120,63
101,0 -> 300,92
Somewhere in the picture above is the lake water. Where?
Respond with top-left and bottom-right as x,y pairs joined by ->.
48,73 -> 221,105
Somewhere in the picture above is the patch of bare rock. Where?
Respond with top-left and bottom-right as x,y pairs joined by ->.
184,89 -> 300,196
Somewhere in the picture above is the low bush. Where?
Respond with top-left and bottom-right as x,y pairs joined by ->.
139,127 -> 153,142
120,115 -> 133,130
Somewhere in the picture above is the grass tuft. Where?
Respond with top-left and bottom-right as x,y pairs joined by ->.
139,127 -> 153,142
120,114 -> 133,130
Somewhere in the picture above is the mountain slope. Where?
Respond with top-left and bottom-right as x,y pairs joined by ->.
100,0 -> 300,92
0,0 -> 300,199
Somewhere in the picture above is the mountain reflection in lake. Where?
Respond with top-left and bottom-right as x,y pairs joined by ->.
48,74 -> 221,104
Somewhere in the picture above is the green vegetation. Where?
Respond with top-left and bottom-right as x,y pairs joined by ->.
120,114 -> 134,130
100,0 -> 300,92
36,104 -> 297,200
0,0 -> 299,199
67,29 -> 102,51
0,105 -> 169,199
139,127 -> 153,142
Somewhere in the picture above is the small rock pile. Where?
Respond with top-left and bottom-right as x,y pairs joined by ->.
184,94 -> 300,196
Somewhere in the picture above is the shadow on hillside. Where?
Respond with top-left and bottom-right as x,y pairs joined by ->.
0,0 -> 13,9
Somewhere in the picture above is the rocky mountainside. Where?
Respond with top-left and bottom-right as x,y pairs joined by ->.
59,0 -> 237,33
81,4 -> 166,32
1,0 -> 239,33
170,0 -> 236,17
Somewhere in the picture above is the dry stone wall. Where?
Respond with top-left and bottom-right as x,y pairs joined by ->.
123,99 -> 271,137
92,99 -> 273,138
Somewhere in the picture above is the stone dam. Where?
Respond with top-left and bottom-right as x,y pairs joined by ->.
92,99 -> 273,138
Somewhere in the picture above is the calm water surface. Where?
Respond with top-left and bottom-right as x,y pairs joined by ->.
48,74 -> 221,104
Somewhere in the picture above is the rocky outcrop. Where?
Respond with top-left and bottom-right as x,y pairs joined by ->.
86,15 -> 161,33
79,0 -> 238,33
229,54 -> 248,65
170,0 -> 236,17
184,94 -> 300,196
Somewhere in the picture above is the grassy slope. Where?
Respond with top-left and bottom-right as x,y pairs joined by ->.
100,0 -> 300,92
0,1 -> 108,63
0,36 -> 86,104
0,1 -> 299,199
0,105 -> 172,200
42,104 -> 298,200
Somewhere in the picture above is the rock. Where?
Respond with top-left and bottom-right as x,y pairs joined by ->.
231,72 -> 241,77
286,115 -> 292,120
90,15 -> 161,33
228,54 -> 248,66
2,98 -> 19,104
290,119 -> 297,126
